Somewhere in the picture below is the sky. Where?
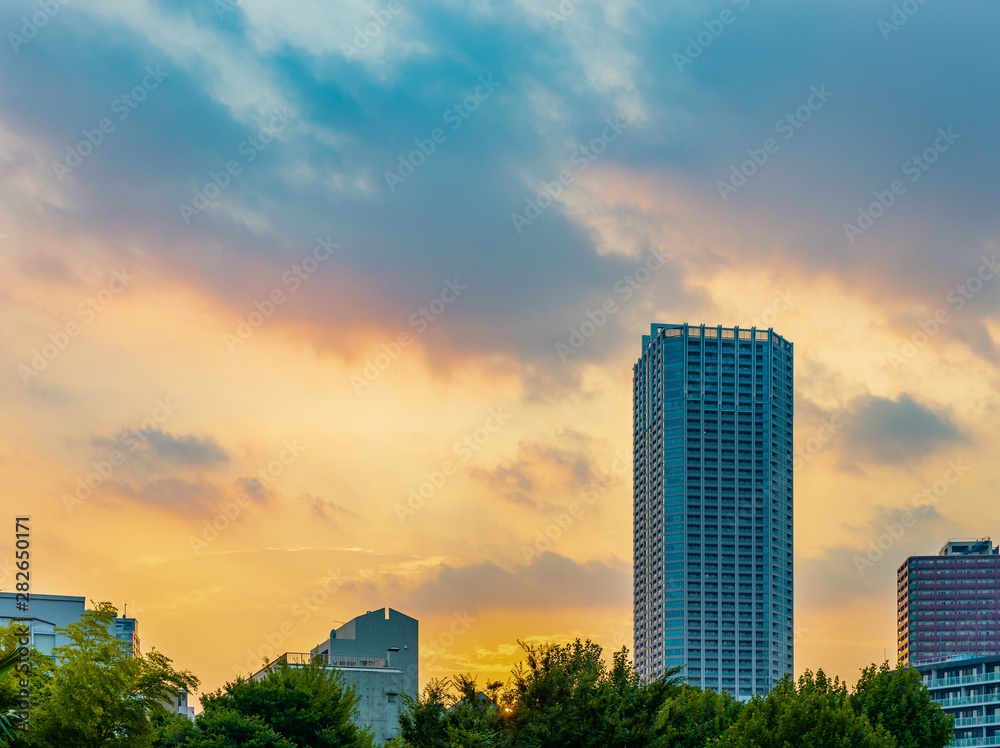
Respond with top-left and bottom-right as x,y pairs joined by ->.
2,0 -> 999,704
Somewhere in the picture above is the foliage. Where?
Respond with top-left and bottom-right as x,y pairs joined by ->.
394,675 -> 506,748
194,659 -> 375,748
653,685 -> 743,748
22,601 -> 198,748
505,639 -> 683,748
851,661 -> 954,748
714,670 -> 896,748
186,709 -> 296,747
0,623 -> 56,748
150,711 -> 199,747
395,640 -> 682,748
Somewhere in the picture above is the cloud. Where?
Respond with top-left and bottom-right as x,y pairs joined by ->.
104,474 -> 271,514
105,476 -> 226,512
299,493 -> 361,521
397,552 -> 629,612
144,430 -> 229,466
798,503 -> 961,612
840,393 -> 964,465
467,435 -> 599,507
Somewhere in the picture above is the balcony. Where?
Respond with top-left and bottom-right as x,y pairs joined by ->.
930,672 -> 1000,689
955,715 -> 1000,728
252,652 -> 388,679
935,693 -> 1000,708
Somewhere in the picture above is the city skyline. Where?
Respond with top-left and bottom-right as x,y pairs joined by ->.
3,0 -> 1000,706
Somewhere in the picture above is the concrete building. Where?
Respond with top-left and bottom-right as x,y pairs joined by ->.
0,594 -> 147,662
311,608 -> 418,701
633,323 -> 794,697
914,653 -> 1000,747
249,608 -> 419,743
253,652 -> 405,744
164,690 -> 196,721
0,592 -> 86,656
115,616 -> 141,658
898,538 -> 1000,665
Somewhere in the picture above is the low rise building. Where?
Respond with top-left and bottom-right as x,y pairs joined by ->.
253,652 -> 404,744
311,608 -> 418,701
251,608 -> 418,743
915,653 -> 1000,747
0,592 -> 86,656
115,616 -> 141,658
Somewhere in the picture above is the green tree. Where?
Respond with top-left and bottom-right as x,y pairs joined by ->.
715,670 -> 896,748
151,711 -> 199,747
393,679 -> 450,748
504,639 -> 681,748
187,709 -> 295,748
851,661 -> 953,748
394,675 -> 506,748
196,659 -> 374,747
24,602 -> 198,748
603,647 -> 684,747
0,622 -> 55,748
653,685 -> 742,748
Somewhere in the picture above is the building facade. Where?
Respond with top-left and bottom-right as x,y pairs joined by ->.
898,538 -> 1000,665
915,653 -> 1000,747
633,323 -> 794,697
115,616 -> 141,658
311,608 -> 418,702
254,652 -> 406,744
0,594 -> 147,662
0,592 -> 86,656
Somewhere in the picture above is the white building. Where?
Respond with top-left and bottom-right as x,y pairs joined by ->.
915,653 -> 1000,746
0,592 -> 86,656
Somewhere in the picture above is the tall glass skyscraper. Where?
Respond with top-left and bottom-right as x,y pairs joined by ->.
633,323 -> 794,697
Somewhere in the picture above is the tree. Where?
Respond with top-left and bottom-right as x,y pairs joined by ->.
603,646 -> 684,747
24,602 -> 198,748
393,675 -> 506,748
150,711 -> 198,747
653,685 -> 743,748
0,624 -> 57,748
715,670 -> 896,748
504,639 -> 682,748
186,709 -> 295,748
196,659 -> 374,747
0,622 -> 56,748
851,661 -> 953,748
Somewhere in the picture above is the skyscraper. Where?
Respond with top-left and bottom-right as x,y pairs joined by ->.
897,537 -> 1000,665
633,323 -> 794,697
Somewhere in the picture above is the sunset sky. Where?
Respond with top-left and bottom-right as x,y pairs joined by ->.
2,0 -> 1000,704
